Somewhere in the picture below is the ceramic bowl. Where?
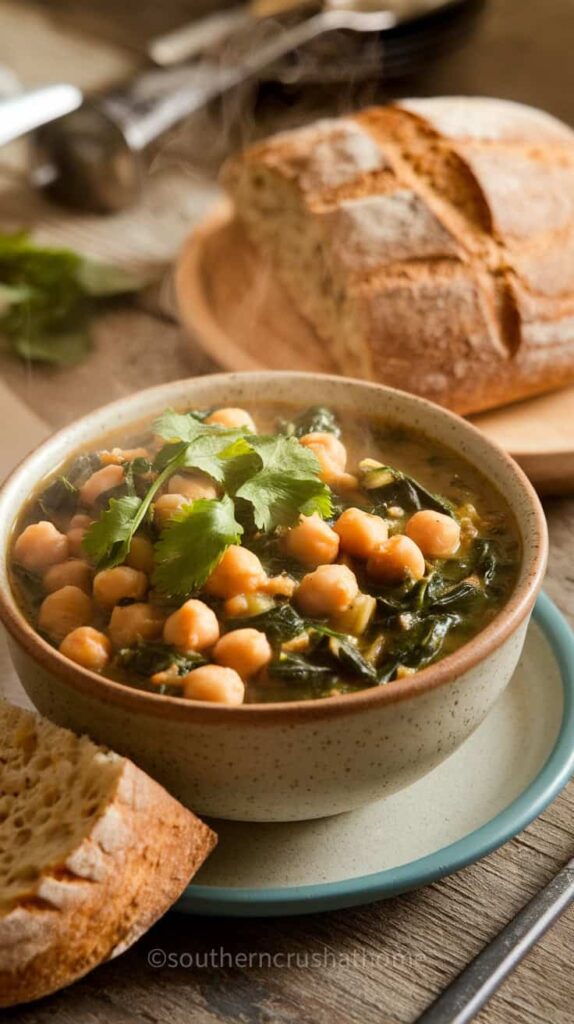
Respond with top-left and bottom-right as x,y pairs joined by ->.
0,373 -> 547,821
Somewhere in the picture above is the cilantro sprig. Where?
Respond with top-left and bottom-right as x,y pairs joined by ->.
224,434 -> 332,530
152,496 -> 243,596
83,411 -> 333,596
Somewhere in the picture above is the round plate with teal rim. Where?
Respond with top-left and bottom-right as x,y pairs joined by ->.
177,592 -> 574,918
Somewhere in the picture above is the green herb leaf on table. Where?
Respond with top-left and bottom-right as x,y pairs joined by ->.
153,495 -> 243,597
0,233 -> 148,367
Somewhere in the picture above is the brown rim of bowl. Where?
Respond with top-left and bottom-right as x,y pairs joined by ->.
0,372 -> 548,724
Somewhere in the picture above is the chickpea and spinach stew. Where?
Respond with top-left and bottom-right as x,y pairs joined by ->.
11,403 -> 519,705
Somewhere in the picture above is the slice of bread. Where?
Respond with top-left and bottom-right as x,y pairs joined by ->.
0,700 -> 216,1007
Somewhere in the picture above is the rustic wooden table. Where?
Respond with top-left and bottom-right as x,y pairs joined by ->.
1,1 -> 574,1022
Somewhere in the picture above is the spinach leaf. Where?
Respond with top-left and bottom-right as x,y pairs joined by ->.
247,532 -> 306,580
282,406 -> 341,438
428,580 -> 485,612
268,627 -> 377,687
10,563 -> 45,608
115,643 -> 206,678
360,460 -> 455,518
227,602 -> 306,644
268,653 -> 335,685
324,635 -> 378,682
38,475 -> 77,518
67,452 -> 102,486
378,613 -> 458,683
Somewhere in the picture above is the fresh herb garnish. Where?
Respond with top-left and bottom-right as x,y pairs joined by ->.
0,233 -> 149,366
152,496 -> 243,596
83,455 -> 180,568
224,434 -> 332,530
84,417 -> 332,589
83,494 -> 143,568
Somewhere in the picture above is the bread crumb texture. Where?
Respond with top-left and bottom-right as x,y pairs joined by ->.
0,701 -> 216,1007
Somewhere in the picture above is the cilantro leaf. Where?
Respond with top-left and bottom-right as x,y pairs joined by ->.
82,495 -> 143,567
232,434 -> 333,530
247,435 -> 322,475
153,411 -> 250,483
83,448 -> 186,568
153,495 -> 243,596
153,409 -> 208,444
237,474 -> 332,531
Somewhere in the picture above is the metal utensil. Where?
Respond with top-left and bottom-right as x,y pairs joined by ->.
415,856 -> 574,1023
148,1 -> 316,66
148,1 -> 451,68
0,84 -> 82,147
31,7 -> 395,212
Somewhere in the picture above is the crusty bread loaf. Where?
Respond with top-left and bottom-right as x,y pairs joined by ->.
222,97 -> 574,414
0,700 -> 216,1007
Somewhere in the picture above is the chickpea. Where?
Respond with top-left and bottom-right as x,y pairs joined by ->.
38,586 -> 93,643
295,564 -> 359,618
126,535 -> 155,574
224,594 -> 250,618
284,514 -> 339,568
224,593 -> 274,618
204,546 -> 266,599
163,599 -> 220,652
13,521 -> 69,572
262,574 -> 297,598
66,516 -> 93,558
43,559 -> 93,595
79,464 -> 125,507
332,472 -> 360,493
153,492 -> 190,529
367,535 -> 425,585
60,627 -> 111,672
167,473 -> 218,502
334,507 -> 388,560
93,566 -> 148,609
299,432 -> 348,484
183,665 -> 245,706
214,628 -> 272,679
205,407 -> 256,431
405,510 -> 461,559
99,447 -> 149,466
69,514 -> 92,530
108,602 -> 164,649
66,514 -> 93,558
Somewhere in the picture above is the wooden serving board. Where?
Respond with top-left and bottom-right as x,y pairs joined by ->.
176,199 -> 574,494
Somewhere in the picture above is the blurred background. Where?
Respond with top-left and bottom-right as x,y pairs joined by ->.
1,0 -> 574,426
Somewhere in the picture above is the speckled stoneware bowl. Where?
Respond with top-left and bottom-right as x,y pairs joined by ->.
0,373 -> 547,822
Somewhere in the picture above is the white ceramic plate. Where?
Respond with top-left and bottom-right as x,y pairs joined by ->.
177,593 -> 574,916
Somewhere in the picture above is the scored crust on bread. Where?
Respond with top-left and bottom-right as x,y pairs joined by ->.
0,700 -> 216,1007
221,97 -> 574,414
